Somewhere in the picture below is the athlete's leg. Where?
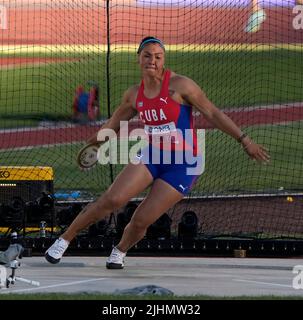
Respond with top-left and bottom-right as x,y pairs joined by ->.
116,179 -> 184,253
61,163 -> 153,242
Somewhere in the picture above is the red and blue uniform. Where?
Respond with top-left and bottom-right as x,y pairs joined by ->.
135,69 -> 202,195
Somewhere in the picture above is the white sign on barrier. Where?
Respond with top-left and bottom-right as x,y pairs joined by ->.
0,265 -> 7,288
0,5 -> 7,30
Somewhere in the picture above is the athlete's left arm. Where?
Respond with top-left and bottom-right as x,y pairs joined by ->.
178,76 -> 270,163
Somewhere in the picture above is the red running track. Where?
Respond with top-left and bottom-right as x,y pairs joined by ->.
1,104 -> 303,150
0,8 -> 302,45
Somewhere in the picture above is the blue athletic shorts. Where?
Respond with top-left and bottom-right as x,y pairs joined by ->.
136,144 -> 203,195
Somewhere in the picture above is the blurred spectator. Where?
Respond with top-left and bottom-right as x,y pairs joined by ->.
245,0 -> 267,33
72,82 -> 100,123
245,0 -> 303,33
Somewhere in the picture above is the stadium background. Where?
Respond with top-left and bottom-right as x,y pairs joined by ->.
0,0 -> 303,249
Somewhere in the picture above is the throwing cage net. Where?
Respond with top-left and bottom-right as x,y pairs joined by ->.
0,0 -> 303,242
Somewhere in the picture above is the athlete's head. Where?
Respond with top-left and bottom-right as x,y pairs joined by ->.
137,36 -> 165,74
137,36 -> 165,54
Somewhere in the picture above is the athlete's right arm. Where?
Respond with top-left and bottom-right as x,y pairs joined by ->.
87,86 -> 138,144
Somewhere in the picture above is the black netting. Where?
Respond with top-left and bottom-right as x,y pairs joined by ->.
0,0 -> 303,239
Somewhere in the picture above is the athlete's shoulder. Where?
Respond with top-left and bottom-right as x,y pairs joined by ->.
125,84 -> 140,97
170,71 -> 193,85
169,71 -> 199,91
122,84 -> 140,103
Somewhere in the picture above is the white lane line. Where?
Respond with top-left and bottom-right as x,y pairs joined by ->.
0,142 -> 79,152
233,278 -> 293,288
0,277 -> 107,294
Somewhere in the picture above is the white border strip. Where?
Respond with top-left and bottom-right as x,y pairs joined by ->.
233,278 -> 293,288
0,277 -> 107,294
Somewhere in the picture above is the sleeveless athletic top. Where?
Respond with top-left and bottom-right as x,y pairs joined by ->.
135,69 -> 197,155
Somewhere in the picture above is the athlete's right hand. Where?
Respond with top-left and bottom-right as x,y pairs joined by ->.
86,132 -> 99,145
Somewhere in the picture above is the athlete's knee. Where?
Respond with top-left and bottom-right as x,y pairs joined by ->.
129,217 -> 150,232
97,190 -> 127,211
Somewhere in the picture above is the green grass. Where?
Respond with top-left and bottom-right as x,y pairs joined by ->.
0,49 -> 303,128
0,143 -> 112,194
1,48 -> 303,195
1,122 -> 303,194
197,121 -> 303,194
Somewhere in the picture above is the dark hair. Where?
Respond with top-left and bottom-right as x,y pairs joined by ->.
137,36 -> 165,54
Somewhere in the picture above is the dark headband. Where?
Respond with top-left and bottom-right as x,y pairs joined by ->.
137,38 -> 165,54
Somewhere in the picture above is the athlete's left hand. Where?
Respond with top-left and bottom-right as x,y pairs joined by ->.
242,141 -> 270,164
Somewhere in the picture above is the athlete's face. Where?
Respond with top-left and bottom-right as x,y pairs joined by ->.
138,43 -> 165,75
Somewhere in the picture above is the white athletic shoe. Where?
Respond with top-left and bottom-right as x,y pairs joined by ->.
45,238 -> 69,264
106,246 -> 126,269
